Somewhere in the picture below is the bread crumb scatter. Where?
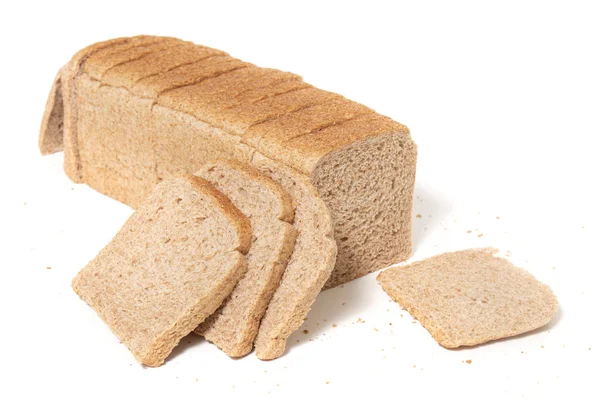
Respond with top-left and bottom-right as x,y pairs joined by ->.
466,360 -> 472,364
416,214 -> 422,218
303,330 -> 309,334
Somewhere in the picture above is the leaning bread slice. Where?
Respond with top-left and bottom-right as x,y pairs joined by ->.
377,248 -> 558,348
194,160 -> 298,357
72,175 -> 251,367
251,153 -> 337,360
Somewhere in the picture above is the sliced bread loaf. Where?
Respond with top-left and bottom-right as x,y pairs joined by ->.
41,35 -> 416,288
251,153 -> 337,360
72,175 -> 251,366
377,248 -> 558,348
193,160 -> 298,357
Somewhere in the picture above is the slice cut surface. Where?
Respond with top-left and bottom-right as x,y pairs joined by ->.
377,248 -> 558,348
72,175 -> 251,366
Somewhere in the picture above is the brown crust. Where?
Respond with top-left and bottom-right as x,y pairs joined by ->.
185,174 -> 252,254
54,36 -> 412,178
198,159 -> 295,223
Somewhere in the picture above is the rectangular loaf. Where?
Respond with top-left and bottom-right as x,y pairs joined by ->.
39,35 -> 418,288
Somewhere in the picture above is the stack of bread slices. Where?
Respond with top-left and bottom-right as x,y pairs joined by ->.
72,159 -> 337,366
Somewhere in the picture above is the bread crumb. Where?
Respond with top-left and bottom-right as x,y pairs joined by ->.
412,321 -> 416,324
496,216 -> 500,219
46,266 -> 52,270
413,365 -> 416,368
24,202 -> 28,206
466,230 -> 472,233
195,378 -> 198,382
416,214 -> 422,218
332,324 -> 337,328
341,302 -> 346,306
552,266 -> 556,270
373,328 -> 379,332
541,345 -> 545,349
325,381 -> 330,385
389,322 -> 392,325
357,318 -> 365,323
477,233 -> 483,237
465,360 -> 472,364
303,329 -> 309,334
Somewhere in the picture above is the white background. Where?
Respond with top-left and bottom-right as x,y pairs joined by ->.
1,1 -> 598,398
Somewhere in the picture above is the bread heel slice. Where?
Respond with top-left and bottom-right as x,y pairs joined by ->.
39,65 -> 67,155
72,174 -> 251,366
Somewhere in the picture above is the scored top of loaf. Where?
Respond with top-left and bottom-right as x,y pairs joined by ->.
70,35 -> 411,175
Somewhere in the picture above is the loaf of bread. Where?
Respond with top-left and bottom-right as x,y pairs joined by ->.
72,175 -> 252,366
40,35 -> 417,288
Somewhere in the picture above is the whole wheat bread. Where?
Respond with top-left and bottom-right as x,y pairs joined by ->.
72,175 -> 252,366
251,153 -> 337,360
193,160 -> 297,357
40,35 -> 417,288
377,248 -> 558,348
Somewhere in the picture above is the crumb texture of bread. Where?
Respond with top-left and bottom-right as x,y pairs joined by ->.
71,175 -> 250,366
377,248 -> 558,348
43,35 -> 416,288
194,160 -> 297,357
251,154 -> 337,360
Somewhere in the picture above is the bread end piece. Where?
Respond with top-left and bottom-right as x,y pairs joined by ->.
39,65 -> 67,155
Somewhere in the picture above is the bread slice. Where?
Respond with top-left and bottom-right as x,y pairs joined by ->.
377,248 -> 558,348
251,153 -> 337,360
193,160 -> 297,357
72,175 -> 252,366
41,36 -> 416,288
39,65 -> 67,155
